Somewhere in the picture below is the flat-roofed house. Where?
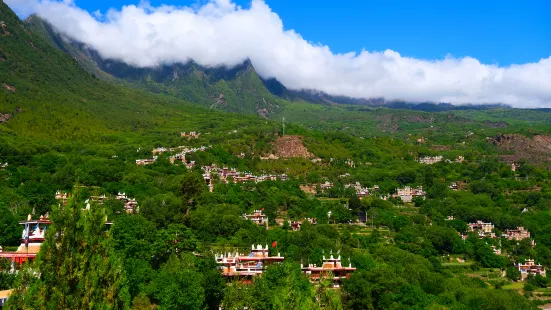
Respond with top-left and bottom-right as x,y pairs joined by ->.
215,244 -> 284,284
0,214 -> 51,265
301,251 -> 356,288
503,227 -> 531,241
243,210 -> 268,227
518,259 -> 546,280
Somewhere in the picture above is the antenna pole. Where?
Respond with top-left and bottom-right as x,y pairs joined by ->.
282,117 -> 286,136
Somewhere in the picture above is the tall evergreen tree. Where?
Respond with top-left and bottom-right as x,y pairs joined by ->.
6,190 -> 130,309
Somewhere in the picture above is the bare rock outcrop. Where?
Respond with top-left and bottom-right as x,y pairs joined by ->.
492,134 -> 551,163
2,83 -> 15,92
273,135 -> 314,159
0,21 -> 10,36
0,113 -> 12,123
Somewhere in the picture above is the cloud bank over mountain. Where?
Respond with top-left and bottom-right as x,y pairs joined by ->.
6,0 -> 551,108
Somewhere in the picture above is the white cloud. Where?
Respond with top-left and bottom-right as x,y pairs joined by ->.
6,0 -> 551,108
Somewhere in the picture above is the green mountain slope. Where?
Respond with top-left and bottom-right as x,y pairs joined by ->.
0,3 -> 266,143
11,7 -> 551,144
25,15 -> 282,116
24,15 -> 551,140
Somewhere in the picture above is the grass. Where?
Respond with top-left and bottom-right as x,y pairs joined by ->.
442,262 -> 473,267
535,288 -> 551,293
503,282 -> 524,290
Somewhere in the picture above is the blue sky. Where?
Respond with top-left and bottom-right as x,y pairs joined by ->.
72,0 -> 550,65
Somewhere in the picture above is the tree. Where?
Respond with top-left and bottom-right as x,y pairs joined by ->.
197,254 -> 225,310
427,181 -> 449,200
221,281 -> 252,310
180,173 -> 205,205
0,205 -> 21,246
110,215 -> 158,298
506,266 -> 521,281
131,292 -> 152,310
111,215 -> 157,260
151,254 -> 205,310
470,180 -> 497,197
250,262 -> 317,309
316,272 -> 343,309
0,259 -> 16,290
152,224 -> 200,267
348,194 -> 362,211
343,271 -> 374,310
141,193 -> 184,227
329,202 -> 354,224
426,226 -> 462,254
396,170 -> 417,185
6,193 -> 130,309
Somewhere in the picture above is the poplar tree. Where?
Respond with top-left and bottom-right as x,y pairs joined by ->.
6,191 -> 130,309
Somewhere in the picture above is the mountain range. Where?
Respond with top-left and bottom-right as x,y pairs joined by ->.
23,14 -> 513,117
3,1 -> 551,147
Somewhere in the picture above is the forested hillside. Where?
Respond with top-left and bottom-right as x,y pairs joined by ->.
3,2 -> 551,309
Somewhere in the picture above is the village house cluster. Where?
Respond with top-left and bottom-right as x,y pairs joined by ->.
136,145 -> 211,167
56,190 -> 138,213
135,157 -> 157,166
115,192 -> 139,214
215,245 -> 355,287
304,181 -> 431,203
446,219 -> 543,280
319,181 -> 333,192
202,164 -> 288,192
180,131 -> 201,139
243,210 -> 319,232
168,145 -> 211,167
394,186 -> 426,203
85,193 -> 139,214
419,156 -> 443,165
289,218 -> 317,231
467,220 -> 496,238
344,182 -> 377,199
418,156 -> 464,165
303,181 -> 379,199
460,220 -> 537,247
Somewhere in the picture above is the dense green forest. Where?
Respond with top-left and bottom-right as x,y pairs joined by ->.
3,1 -> 551,309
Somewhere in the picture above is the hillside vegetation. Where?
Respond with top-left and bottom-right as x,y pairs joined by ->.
3,2 -> 551,309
